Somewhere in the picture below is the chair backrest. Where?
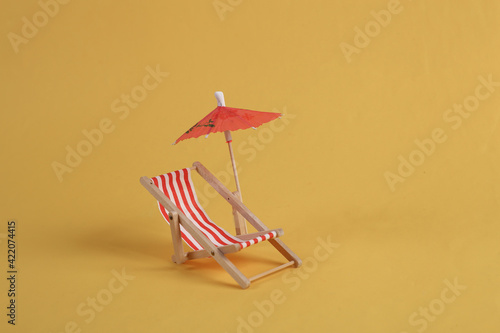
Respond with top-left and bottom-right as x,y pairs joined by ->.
151,168 -> 239,251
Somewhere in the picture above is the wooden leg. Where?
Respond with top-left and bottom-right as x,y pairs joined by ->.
169,212 -> 187,264
211,249 -> 251,289
269,238 -> 302,267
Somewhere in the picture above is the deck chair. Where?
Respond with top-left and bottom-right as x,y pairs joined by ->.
140,161 -> 301,289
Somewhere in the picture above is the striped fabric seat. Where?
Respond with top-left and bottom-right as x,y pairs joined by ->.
151,168 -> 278,251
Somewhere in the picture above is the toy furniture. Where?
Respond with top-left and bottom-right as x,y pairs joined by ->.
140,161 -> 301,288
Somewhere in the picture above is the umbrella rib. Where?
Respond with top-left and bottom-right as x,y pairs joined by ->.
204,107 -> 223,137
231,112 -> 259,130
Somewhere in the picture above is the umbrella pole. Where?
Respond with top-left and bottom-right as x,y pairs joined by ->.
216,92 -> 244,200
216,92 -> 247,234
225,130 -> 248,235
224,130 -> 242,199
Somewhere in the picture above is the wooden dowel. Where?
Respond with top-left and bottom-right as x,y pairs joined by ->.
248,261 -> 294,282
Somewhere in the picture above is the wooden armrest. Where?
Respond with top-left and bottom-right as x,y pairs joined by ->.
237,229 -> 284,241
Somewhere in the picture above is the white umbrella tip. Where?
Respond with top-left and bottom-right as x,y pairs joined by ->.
214,91 -> 225,106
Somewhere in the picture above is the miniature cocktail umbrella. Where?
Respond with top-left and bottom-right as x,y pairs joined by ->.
173,91 -> 281,212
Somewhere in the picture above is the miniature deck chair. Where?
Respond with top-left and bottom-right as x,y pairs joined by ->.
140,161 -> 301,289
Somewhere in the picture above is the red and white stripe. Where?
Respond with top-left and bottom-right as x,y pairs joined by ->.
152,168 -> 278,251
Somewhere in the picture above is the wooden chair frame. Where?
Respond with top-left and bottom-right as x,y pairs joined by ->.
140,161 -> 302,289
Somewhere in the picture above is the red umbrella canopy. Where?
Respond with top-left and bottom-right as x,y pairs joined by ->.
174,106 -> 281,144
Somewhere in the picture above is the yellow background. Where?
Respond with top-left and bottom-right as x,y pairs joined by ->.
1,0 -> 500,332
